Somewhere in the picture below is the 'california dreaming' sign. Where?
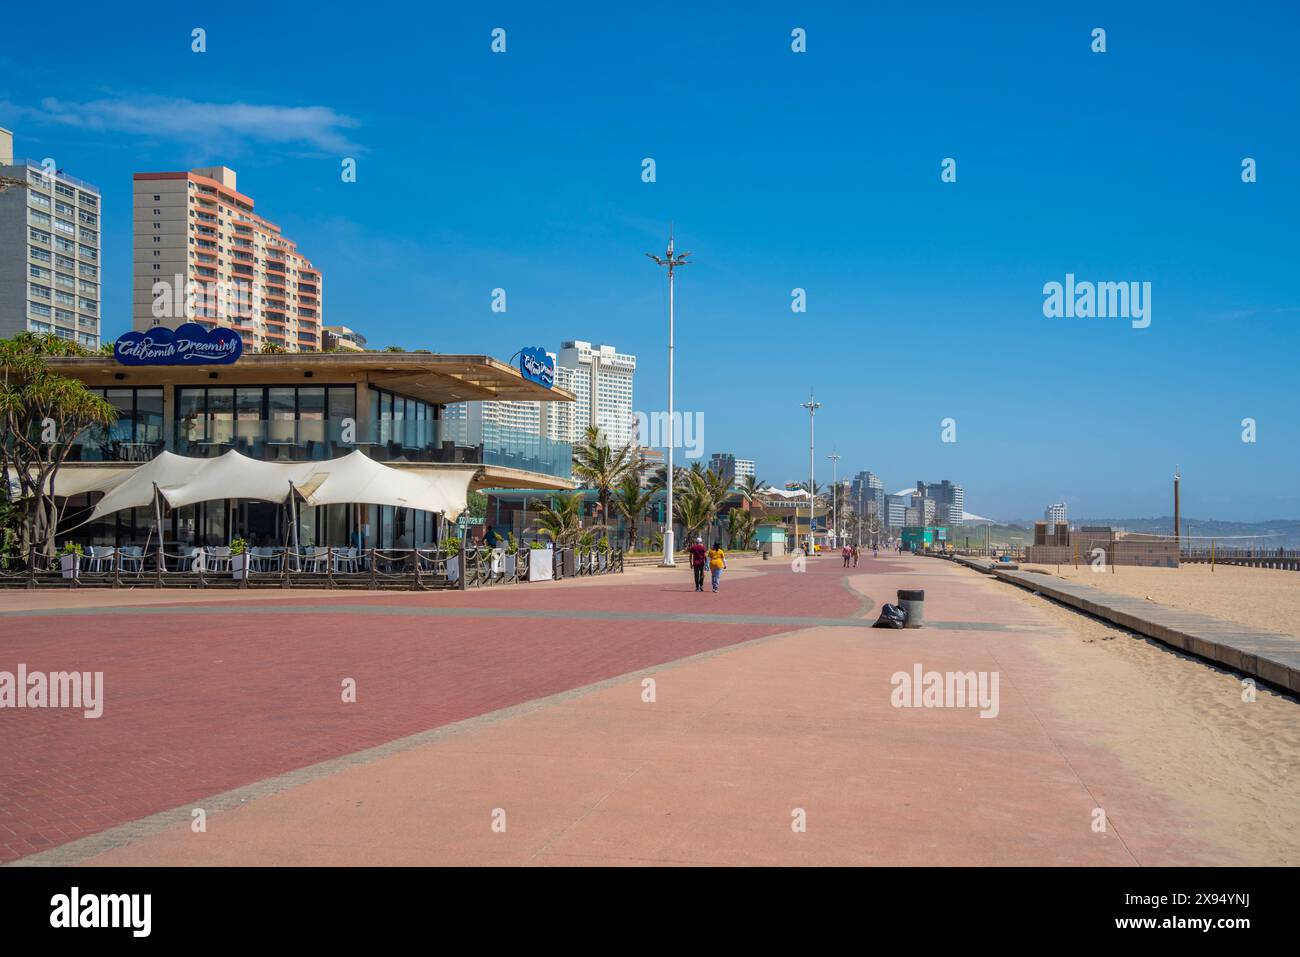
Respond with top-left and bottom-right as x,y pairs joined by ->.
519,346 -> 554,388
114,323 -> 243,366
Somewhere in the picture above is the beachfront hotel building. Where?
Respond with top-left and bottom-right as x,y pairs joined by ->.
545,341 -> 637,447
132,166 -> 323,352
1045,502 -> 1068,525
48,350 -> 576,551
0,128 -> 102,348
708,453 -> 755,483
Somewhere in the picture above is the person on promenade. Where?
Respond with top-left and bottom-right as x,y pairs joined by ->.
851,544 -> 859,567
708,542 -> 727,593
873,542 -> 879,559
842,543 -> 852,567
688,536 -> 709,592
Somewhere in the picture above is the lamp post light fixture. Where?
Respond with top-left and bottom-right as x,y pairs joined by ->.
800,392 -> 821,556
646,228 -> 691,567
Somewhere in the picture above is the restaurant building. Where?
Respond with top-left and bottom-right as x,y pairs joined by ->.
48,342 -> 575,552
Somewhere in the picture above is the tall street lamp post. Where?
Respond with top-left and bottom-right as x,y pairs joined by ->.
646,229 -> 691,567
800,392 -> 821,556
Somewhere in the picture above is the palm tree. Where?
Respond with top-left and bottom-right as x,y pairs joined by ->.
673,489 -> 714,545
726,508 -> 756,550
572,424 -> 639,524
646,463 -> 687,492
674,465 -> 732,545
612,475 -> 654,551
529,492 -> 586,548
739,474 -> 765,507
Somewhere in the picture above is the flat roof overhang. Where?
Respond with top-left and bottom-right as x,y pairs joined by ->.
46,353 -> 575,405
388,463 -> 576,493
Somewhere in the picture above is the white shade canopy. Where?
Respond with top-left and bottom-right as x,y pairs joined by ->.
63,449 -> 472,526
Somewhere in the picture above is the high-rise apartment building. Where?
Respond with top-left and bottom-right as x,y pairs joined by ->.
545,341 -> 636,447
851,470 -> 885,516
132,166 -> 322,351
884,494 -> 908,529
917,479 -> 965,526
0,128 -> 102,348
1045,502 -> 1068,525
708,453 -> 755,482
443,397 -> 542,438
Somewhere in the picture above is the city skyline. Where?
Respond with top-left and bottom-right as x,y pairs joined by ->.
1,4 -> 1296,520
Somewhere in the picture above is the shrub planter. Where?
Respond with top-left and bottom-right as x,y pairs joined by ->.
231,553 -> 248,580
504,553 -> 517,580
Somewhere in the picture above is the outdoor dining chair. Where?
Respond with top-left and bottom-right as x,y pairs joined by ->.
333,547 -> 359,573
85,545 -> 114,573
208,546 -> 232,573
119,545 -> 144,573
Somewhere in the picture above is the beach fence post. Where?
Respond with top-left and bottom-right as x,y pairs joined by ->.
1211,538 -> 1215,572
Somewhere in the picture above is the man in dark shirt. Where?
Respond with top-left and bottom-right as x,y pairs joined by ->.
687,536 -> 708,592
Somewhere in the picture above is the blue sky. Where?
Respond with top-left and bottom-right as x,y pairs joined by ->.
3,2 -> 1297,520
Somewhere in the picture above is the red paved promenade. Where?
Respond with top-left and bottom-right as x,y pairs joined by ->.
0,557 -> 862,864
2,552 -> 1290,866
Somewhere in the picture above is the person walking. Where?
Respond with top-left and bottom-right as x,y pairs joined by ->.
708,542 -> 727,592
688,536 -> 708,592
842,543 -> 852,567
851,544 -> 859,567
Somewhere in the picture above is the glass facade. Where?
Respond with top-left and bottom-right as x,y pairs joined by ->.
175,384 -> 356,459
369,386 -> 570,477
69,388 -> 165,462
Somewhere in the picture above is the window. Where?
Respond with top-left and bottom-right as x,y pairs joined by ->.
30,284 -> 51,299
30,246 -> 51,263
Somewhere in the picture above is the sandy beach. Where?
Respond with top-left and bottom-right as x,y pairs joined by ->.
1020,562 -> 1300,638
968,570 -> 1300,864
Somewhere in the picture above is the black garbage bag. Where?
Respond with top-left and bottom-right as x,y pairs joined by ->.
872,603 -> 909,628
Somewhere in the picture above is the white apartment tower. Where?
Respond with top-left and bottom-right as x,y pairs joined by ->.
0,128 -> 103,347
546,341 -> 636,447
132,166 -> 323,351
1045,502 -> 1068,525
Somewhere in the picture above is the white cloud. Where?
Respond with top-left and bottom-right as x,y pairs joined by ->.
11,95 -> 361,153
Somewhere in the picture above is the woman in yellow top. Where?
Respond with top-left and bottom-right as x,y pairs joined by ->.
707,544 -> 727,593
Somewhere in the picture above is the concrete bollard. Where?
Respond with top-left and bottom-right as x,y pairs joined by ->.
898,589 -> 925,628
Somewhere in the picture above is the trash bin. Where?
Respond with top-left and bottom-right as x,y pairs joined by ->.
762,551 -> 770,561
897,589 -> 925,628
